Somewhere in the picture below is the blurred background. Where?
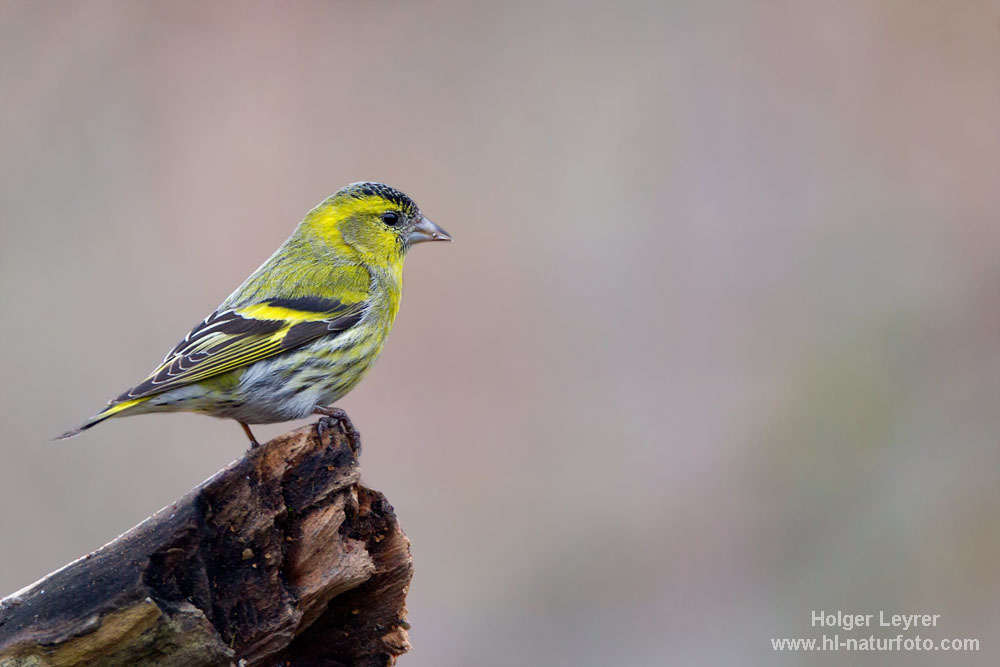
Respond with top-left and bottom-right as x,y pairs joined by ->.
1,2 -> 998,665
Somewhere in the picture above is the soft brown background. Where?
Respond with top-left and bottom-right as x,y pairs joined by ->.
2,2 -> 999,665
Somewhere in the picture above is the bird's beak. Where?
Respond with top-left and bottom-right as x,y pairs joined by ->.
407,216 -> 452,245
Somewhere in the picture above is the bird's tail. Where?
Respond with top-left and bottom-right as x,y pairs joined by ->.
55,397 -> 149,440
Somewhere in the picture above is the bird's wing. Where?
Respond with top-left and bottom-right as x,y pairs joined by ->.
111,296 -> 365,403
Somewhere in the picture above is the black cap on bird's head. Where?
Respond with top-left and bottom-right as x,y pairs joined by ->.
342,182 -> 421,218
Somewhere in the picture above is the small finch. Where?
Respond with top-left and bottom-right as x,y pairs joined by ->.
58,182 -> 451,446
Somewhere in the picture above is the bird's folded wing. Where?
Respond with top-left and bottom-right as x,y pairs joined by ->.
111,296 -> 365,403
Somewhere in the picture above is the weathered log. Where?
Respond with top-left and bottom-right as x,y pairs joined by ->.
0,415 -> 412,666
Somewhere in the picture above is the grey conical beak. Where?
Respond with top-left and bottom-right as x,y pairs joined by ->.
407,216 -> 452,244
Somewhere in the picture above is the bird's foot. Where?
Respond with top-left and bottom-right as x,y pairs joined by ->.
313,406 -> 361,456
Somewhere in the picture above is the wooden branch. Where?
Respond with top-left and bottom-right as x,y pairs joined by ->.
0,415 -> 413,667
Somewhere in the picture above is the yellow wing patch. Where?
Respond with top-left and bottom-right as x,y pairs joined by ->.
110,296 -> 365,404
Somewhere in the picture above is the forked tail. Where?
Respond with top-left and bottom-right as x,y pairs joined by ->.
55,397 -> 149,440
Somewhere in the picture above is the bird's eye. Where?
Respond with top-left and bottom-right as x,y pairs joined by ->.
381,212 -> 400,227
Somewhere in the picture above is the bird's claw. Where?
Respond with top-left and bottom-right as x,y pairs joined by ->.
313,406 -> 361,456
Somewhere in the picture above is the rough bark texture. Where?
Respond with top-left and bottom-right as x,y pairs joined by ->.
0,415 -> 412,667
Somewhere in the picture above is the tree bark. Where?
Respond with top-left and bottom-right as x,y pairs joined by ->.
0,415 -> 412,667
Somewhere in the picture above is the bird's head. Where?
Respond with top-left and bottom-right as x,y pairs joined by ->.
304,182 -> 451,266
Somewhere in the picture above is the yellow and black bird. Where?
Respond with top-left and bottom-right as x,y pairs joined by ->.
58,182 -> 451,446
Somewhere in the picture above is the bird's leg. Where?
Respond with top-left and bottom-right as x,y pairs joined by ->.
313,405 -> 348,420
239,421 -> 261,449
313,406 -> 361,455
